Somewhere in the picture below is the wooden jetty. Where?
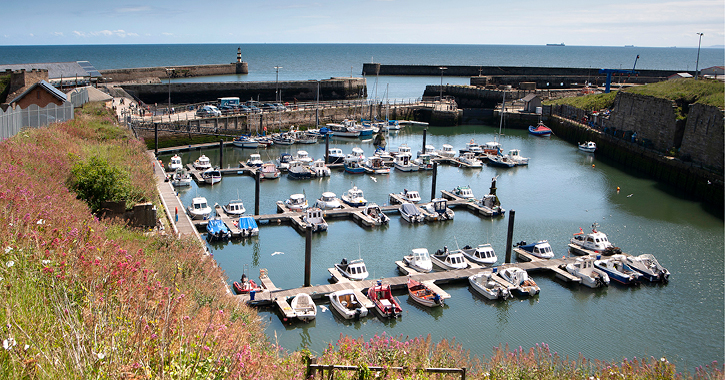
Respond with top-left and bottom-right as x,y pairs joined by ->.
183,162 -> 257,184
440,190 -> 498,217
240,253 -> 593,317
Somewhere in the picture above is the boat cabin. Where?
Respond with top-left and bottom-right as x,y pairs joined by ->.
453,185 -> 475,199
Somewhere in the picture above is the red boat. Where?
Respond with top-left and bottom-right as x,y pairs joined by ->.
233,273 -> 262,294
528,121 -> 552,137
367,280 -> 402,318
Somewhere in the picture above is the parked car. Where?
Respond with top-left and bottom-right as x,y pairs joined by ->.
219,105 -> 236,115
273,103 -> 287,111
196,105 -> 222,117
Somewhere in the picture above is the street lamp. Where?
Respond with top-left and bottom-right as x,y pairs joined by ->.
695,33 -> 704,79
274,66 -> 283,102
166,68 -> 174,116
439,67 -> 447,100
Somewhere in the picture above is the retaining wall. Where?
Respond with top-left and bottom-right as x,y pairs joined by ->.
100,63 -> 248,82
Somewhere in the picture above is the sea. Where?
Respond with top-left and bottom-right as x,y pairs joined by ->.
3,44 -> 723,371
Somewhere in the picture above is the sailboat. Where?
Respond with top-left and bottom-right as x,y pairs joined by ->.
483,91 -> 505,156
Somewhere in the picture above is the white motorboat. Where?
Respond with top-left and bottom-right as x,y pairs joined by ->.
260,162 -> 281,179
437,144 -> 456,158
515,240 -> 555,259
284,193 -> 309,211
461,243 -> 497,265
292,130 -> 317,144
566,256 -> 610,288
315,192 -> 343,210
374,149 -> 395,165
187,196 -> 212,220
276,153 -> 293,171
486,153 -> 515,168
594,254 -> 641,286
403,248 -> 433,273
461,139 -> 484,155
272,132 -> 295,145
458,152 -> 483,168
361,203 -> 389,225
201,167 -> 221,185
222,199 -> 246,216
302,207 -> 328,232
479,193 -> 506,216
168,154 -> 183,171
334,258 -> 369,281
327,148 -> 346,164
413,153 -> 434,170
417,144 -> 437,158
507,149 -> 529,166
193,154 -> 211,170
310,159 -> 331,177
422,198 -> 454,221
395,143 -> 412,157
482,141 -> 502,156
468,271 -> 511,300
579,141 -> 597,153
328,289 -> 368,320
293,150 -> 313,164
399,202 -> 423,223
350,147 -> 366,159
452,185 -> 475,199
287,160 -> 314,179
343,154 -> 366,174
170,168 -> 192,187
364,156 -> 390,174
341,186 -> 367,207
232,136 -> 260,148
431,246 -> 468,270
246,153 -> 263,167
399,189 -> 421,203
570,224 -> 622,255
498,267 -> 540,297
624,254 -> 670,283
393,153 -> 419,172
289,293 -> 316,323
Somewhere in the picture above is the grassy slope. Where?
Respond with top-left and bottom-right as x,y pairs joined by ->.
546,78 -> 724,111
0,102 -> 719,379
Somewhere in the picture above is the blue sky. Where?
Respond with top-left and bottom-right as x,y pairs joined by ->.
2,0 -> 723,47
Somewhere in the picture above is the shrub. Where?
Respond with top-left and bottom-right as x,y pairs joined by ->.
68,155 -> 132,213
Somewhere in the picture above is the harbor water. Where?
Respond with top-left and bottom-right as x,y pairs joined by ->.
164,125 -> 723,370
5,43 -> 722,369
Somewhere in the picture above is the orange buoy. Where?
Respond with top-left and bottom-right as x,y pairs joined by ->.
592,164 -> 595,168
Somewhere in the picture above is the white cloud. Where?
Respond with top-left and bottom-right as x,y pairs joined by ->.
52,32 -> 64,37
162,32 -> 173,36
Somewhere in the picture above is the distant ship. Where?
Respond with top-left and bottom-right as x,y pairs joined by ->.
546,43 -> 565,46
624,45 -> 635,47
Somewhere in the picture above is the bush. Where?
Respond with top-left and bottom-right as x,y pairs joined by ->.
69,155 -> 132,213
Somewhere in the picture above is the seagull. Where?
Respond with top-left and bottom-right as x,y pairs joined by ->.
319,305 -> 328,312
627,194 -> 633,197
370,176 -> 377,182
271,251 -> 284,256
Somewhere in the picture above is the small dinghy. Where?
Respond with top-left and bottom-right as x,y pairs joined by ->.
206,217 -> 231,241
233,273 -> 261,294
469,271 -> 511,300
578,141 -> 597,153
407,277 -> 444,307
328,289 -> 368,320
289,293 -> 317,323
362,203 -> 390,225
399,202 -> 424,223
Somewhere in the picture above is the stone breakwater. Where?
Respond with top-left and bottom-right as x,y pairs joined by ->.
121,78 -> 367,104
100,63 -> 248,83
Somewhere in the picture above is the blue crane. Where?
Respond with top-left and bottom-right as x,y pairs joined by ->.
599,55 -> 639,93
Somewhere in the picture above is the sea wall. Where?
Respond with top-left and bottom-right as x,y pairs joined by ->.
679,103 -> 725,172
606,92 -> 680,153
100,63 -> 248,82
121,78 -> 367,105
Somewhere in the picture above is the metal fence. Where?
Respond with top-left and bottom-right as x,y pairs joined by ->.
0,102 -> 74,139
68,87 -> 90,108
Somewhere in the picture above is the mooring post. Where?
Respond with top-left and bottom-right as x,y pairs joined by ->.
254,170 -> 261,215
304,225 -> 312,287
219,139 -> 224,168
325,133 -> 330,164
422,128 -> 427,154
431,161 -> 438,200
154,123 -> 158,156
505,209 -> 515,263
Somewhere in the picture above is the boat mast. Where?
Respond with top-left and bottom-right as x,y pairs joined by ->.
498,90 -> 506,143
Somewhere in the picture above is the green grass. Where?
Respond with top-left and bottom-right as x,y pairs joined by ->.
545,91 -> 618,111
626,77 -> 724,108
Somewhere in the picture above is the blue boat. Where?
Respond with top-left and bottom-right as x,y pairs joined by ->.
343,155 -> 366,174
528,121 -> 552,136
237,216 -> 259,237
206,217 -> 230,241
594,255 -> 642,286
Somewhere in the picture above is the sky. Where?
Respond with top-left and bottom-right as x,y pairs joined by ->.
1,0 -> 723,47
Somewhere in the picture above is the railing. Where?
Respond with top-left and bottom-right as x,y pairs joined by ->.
0,102 -> 74,140
308,364 -> 467,379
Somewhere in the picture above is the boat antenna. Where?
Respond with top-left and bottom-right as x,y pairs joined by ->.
454,235 -> 460,250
